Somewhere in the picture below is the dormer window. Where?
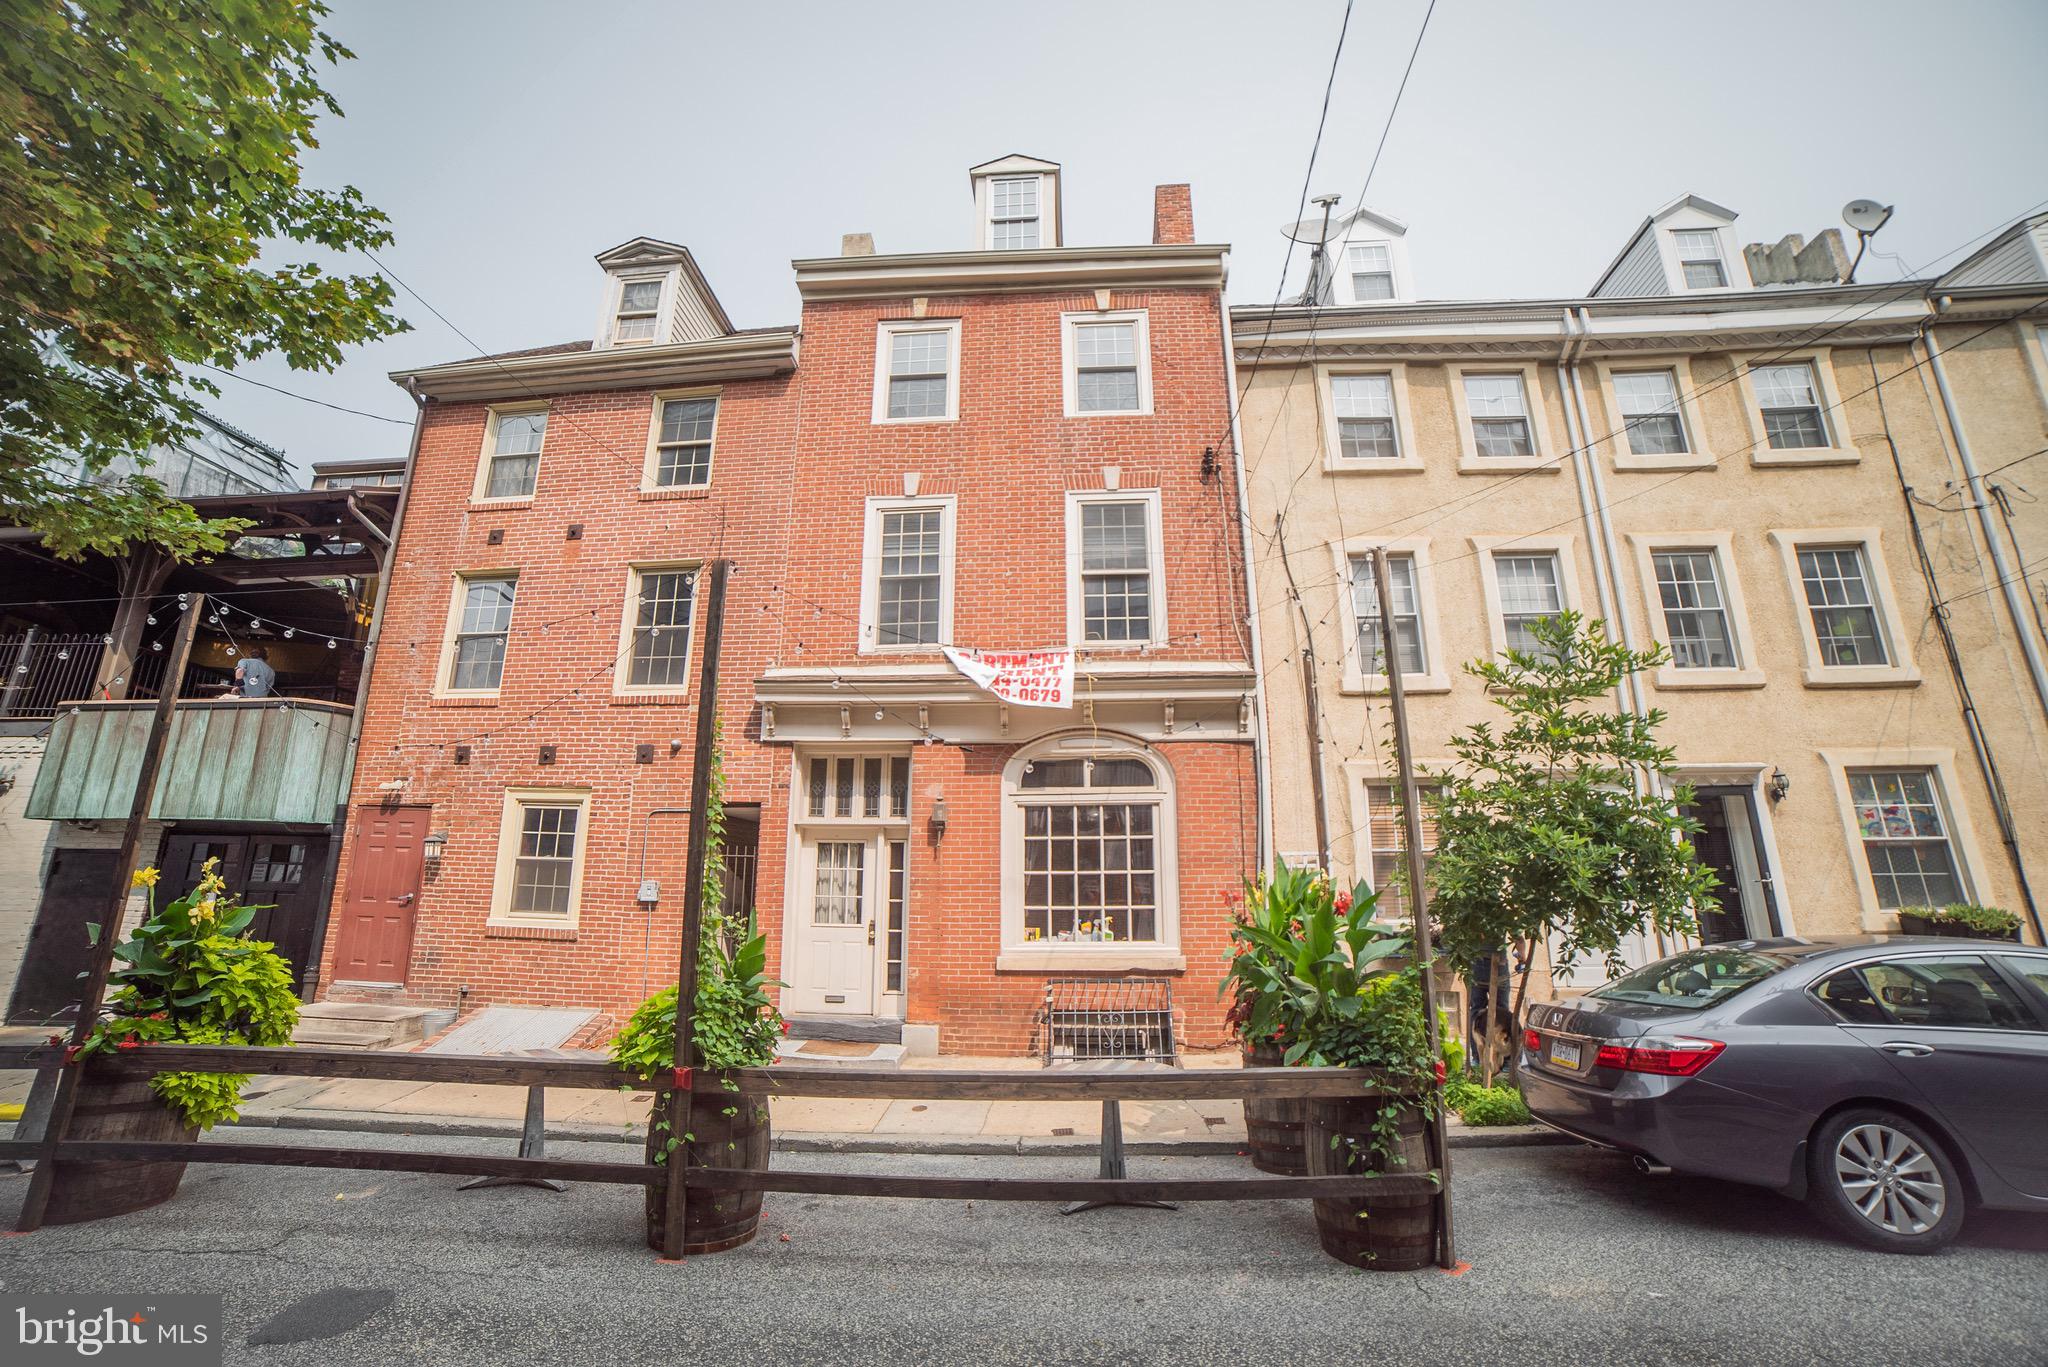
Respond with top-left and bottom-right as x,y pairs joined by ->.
990,177 -> 1041,249
612,278 -> 663,344
1347,243 -> 1394,300
1673,230 -> 1728,289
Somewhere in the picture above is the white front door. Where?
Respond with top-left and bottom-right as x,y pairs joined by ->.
789,833 -> 878,1015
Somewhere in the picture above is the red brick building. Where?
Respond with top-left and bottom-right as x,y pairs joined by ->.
320,159 -> 1257,1054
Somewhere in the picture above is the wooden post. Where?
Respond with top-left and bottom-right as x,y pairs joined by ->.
1367,551 -> 1457,1269
661,560 -> 730,1259
15,591 -> 203,1232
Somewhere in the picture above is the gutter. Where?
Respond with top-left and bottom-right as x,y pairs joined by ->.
1218,291 -> 1274,875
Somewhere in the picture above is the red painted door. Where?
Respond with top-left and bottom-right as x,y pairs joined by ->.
330,805 -> 429,985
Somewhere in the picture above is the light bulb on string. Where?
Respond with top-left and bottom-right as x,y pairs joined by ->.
151,642 -> 162,652
283,628 -> 295,639
326,639 -> 337,650
102,633 -> 113,645
226,646 -> 238,656
874,710 -> 884,721
56,649 -> 70,661
146,615 -> 157,626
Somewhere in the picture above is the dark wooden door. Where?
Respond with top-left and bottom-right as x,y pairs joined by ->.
153,832 -> 327,982
7,847 -> 121,1025
330,806 -> 428,984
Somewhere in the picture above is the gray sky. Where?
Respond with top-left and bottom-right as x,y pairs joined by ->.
213,0 -> 2048,475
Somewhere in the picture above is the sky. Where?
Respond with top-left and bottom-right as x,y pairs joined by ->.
210,0 -> 2048,475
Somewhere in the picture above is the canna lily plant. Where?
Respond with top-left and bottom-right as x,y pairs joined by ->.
79,857 -> 301,1129
1223,861 -> 1410,1065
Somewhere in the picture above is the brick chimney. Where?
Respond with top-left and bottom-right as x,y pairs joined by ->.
1743,229 -> 1850,286
1152,185 -> 1194,246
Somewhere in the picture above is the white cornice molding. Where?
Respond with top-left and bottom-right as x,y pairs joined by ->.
792,244 -> 1228,300
391,329 -> 798,401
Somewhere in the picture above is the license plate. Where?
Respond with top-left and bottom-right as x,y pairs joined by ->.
1548,1038 -> 1583,1071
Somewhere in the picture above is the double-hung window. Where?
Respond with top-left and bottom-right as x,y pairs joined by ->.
1332,374 -> 1399,459
886,330 -> 951,419
990,176 -> 1041,249
449,575 -> 516,691
1652,550 -> 1737,669
877,509 -> 944,647
612,279 -> 662,344
1798,546 -> 1890,667
1673,229 -> 1728,289
1463,374 -> 1534,457
492,790 -> 590,926
1753,363 -> 1830,450
625,567 -> 697,689
1493,552 -> 1564,658
650,397 -> 716,487
1348,242 -> 1394,300
1073,321 -> 1141,413
1350,553 -> 1425,676
1078,499 -> 1156,642
481,409 -> 545,499
1614,370 -> 1689,455
1848,769 -> 1965,910
1365,782 -> 1438,919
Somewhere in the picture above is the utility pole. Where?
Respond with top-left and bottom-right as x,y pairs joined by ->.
1367,549 -> 1456,1270
1273,513 -> 1332,869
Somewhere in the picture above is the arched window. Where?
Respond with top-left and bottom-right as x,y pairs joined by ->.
1002,736 -> 1177,953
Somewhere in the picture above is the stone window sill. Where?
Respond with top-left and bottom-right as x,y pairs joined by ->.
995,949 -> 1186,974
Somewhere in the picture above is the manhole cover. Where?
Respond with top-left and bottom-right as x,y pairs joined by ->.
248,1288 -> 396,1346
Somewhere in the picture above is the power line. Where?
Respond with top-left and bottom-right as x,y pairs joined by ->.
192,365 -> 414,426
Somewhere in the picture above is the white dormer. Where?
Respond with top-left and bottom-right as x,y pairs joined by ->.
590,238 -> 735,349
1590,195 -> 1754,298
969,154 -> 1062,251
1320,207 -> 1415,305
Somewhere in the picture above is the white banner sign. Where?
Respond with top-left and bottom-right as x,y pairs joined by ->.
943,646 -> 1075,709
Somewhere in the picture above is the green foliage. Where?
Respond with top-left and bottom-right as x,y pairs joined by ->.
1453,1082 -> 1532,1127
0,0 -> 406,559
1428,612 -> 1717,980
1925,903 -> 2021,936
81,861 -> 301,1129
1221,862 -> 1408,1059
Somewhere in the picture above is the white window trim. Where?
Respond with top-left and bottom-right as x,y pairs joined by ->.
870,319 -> 963,425
470,403 -> 548,505
1654,222 -> 1747,293
1590,357 -> 1714,471
1736,349 -> 1859,467
996,732 -> 1184,973
432,568 -> 518,700
975,172 -> 1057,251
487,787 -> 592,929
1330,535 -> 1451,695
1060,310 -> 1154,418
1316,361 -> 1422,473
638,387 -> 722,492
1469,534 -> 1584,661
613,561 -> 702,697
1817,748 -> 1989,931
1624,531 -> 1766,690
1765,529 -> 1920,689
2020,321 -> 2048,421
595,269 -> 678,350
859,495 -> 957,656
1447,363 -> 1560,473
1065,487 -> 1167,649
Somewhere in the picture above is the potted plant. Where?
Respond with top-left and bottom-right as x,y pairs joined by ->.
50,859 -> 300,1225
1895,906 -> 1937,937
1927,903 -> 2021,942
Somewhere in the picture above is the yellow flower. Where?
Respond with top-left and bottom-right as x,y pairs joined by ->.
131,866 -> 160,889
192,898 -> 218,922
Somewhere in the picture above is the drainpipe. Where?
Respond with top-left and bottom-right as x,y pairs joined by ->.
1919,307 -> 2048,725
1554,311 -> 1628,714
1218,292 -> 1275,874
302,378 -> 429,999
1566,307 -> 1654,735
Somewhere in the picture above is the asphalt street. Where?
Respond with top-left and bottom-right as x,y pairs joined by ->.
2,1129 -> 2043,1366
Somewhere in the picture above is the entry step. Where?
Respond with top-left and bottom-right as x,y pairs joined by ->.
775,1038 -> 905,1068
783,1014 -> 903,1044
293,1002 -> 436,1050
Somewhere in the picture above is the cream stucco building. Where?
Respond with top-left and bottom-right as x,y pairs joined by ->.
1232,199 -> 2048,975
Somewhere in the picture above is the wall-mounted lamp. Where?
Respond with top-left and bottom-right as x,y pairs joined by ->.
422,830 -> 449,864
1768,769 -> 1790,804
928,796 -> 949,841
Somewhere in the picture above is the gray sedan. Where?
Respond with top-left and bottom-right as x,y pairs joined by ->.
1518,936 -> 2048,1252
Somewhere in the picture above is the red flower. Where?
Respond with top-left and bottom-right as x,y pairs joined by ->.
149,1011 -> 168,1021
1433,1060 -> 1447,1085
779,1019 -> 790,1034
1270,1028 -> 1285,1042
117,1038 -> 140,1051
46,1033 -> 63,1046
1335,892 -> 1352,915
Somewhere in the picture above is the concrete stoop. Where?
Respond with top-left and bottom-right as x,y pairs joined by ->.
773,1038 -> 907,1068
292,1002 -> 436,1051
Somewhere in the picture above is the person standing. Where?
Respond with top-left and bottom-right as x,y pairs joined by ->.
234,645 -> 276,698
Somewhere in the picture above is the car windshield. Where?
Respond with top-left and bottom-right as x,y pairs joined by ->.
1590,948 -> 1796,1009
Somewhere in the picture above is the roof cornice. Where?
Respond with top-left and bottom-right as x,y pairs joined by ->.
792,244 -> 1228,300
390,329 -> 799,401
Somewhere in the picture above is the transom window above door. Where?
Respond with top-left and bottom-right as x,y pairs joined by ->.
803,754 -> 911,823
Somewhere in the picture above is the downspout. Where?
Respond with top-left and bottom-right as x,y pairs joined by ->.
1219,293 -> 1275,873
302,378 -> 429,999
1566,307 -> 1653,734
1554,310 -> 1627,711
1919,305 -> 2048,725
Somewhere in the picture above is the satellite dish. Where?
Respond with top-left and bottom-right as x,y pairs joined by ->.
1842,199 -> 1894,234
1282,193 -> 1347,245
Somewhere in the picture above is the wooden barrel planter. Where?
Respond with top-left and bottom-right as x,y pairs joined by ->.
1303,1087 -> 1438,1271
1241,1041 -> 1308,1176
43,1070 -> 197,1226
643,1087 -> 772,1254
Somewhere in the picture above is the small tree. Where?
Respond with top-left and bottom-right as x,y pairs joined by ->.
1426,612 -> 1716,1079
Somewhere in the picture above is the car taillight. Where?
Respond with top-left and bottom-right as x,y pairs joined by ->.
1593,1037 -> 1725,1077
1523,1029 -> 1542,1053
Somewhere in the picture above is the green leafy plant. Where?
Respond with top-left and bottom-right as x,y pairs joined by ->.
1928,903 -> 2021,937
80,861 -> 301,1129
1222,862 -> 1409,1056
1452,1082 -> 1532,1127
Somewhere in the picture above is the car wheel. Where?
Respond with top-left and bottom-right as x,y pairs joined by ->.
1807,1108 -> 1965,1254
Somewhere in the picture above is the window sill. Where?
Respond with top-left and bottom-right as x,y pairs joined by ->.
1457,456 -> 1559,475
1750,446 -> 1859,468
1800,665 -> 1921,689
871,414 -> 959,426
484,922 -> 578,941
635,486 -> 712,501
1063,407 -> 1156,421
610,691 -> 694,705
996,949 -> 1186,974
468,497 -> 534,511
1650,667 -> 1767,690
1342,672 -> 1453,696
431,693 -> 501,707
1325,456 -> 1427,475
1612,451 -> 1714,472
